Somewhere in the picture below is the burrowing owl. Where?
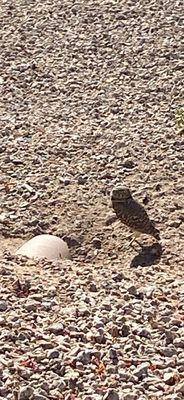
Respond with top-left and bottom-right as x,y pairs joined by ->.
111,186 -> 160,242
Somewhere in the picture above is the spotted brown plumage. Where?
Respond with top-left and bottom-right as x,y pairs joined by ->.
111,186 -> 160,240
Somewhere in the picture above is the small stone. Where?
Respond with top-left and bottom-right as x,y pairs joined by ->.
0,302 -> 8,312
87,328 -> 106,344
89,283 -> 97,292
175,380 -> 184,394
29,294 -> 43,302
62,234 -> 80,247
76,306 -> 90,317
122,394 -> 137,400
39,382 -> 49,393
0,213 -> 8,223
18,385 -> 34,400
108,325 -> 120,337
49,323 -> 64,334
77,175 -> 88,184
164,372 -> 179,385
112,272 -> 125,282
0,317 -> 6,325
0,384 -> 8,397
42,301 -> 53,311
92,237 -> 102,249
33,395 -> 48,400
142,194 -> 150,205
127,285 -> 137,296
122,159 -> 135,169
121,324 -> 130,336
168,220 -> 181,228
65,371 -> 80,389
173,338 -> 184,348
169,318 -> 182,327
77,349 -> 92,364
103,389 -> 119,400
144,285 -> 156,298
47,349 -> 60,359
57,378 -> 67,391
24,301 -> 39,312
155,184 -> 161,191
102,302 -> 112,311
133,327 -> 151,339
109,348 -> 118,360
63,178 -> 71,185
93,316 -> 104,328
133,362 -> 149,379
159,345 -> 177,357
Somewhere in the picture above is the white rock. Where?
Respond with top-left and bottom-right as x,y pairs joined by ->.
0,302 -> 8,312
15,234 -> 70,260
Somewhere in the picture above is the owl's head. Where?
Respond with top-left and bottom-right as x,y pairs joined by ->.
111,186 -> 132,202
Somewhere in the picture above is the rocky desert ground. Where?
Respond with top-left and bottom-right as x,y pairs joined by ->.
0,0 -> 183,399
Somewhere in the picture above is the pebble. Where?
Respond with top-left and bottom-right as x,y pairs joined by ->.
33,395 -> 48,400
77,175 -> 88,184
48,323 -> 64,334
133,363 -> 150,379
47,349 -> 60,359
173,338 -> 184,348
109,348 -> 118,360
0,302 -> 8,312
18,386 -> 34,400
127,285 -> 138,296
122,159 -> 135,169
0,317 -> 6,326
175,380 -> 184,394
103,389 -> 119,400
122,394 -> 137,400
92,238 -> 102,249
24,301 -> 39,312
121,324 -> 130,336
76,349 -> 92,364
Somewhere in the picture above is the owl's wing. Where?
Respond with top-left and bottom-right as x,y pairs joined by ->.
128,201 -> 155,233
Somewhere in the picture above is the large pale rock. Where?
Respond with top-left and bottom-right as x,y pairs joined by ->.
15,234 -> 70,261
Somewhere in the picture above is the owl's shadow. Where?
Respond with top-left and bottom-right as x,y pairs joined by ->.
130,242 -> 162,268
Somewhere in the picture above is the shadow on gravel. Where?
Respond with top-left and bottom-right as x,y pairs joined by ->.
130,242 -> 163,268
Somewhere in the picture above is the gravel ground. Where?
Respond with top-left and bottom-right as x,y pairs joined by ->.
0,0 -> 184,399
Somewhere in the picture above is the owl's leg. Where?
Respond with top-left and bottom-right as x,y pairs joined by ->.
128,231 -> 143,248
